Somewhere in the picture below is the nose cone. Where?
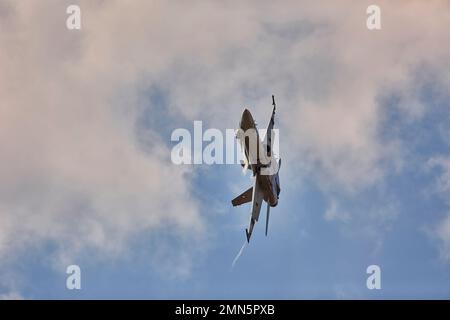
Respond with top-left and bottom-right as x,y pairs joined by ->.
240,108 -> 255,131
242,108 -> 251,118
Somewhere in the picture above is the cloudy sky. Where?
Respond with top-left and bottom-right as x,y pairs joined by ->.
1,0 -> 450,299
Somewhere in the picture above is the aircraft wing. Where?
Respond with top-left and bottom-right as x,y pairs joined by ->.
231,187 -> 253,207
245,174 -> 264,242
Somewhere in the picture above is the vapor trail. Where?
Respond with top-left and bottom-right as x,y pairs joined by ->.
231,241 -> 247,269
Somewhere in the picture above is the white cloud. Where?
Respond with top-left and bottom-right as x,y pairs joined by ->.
0,292 -> 23,300
427,157 -> 450,260
150,1 -> 450,194
435,215 -> 450,260
324,200 -> 350,223
428,157 -> 450,196
0,0 -> 205,279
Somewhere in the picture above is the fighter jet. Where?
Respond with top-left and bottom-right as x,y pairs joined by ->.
231,95 -> 281,243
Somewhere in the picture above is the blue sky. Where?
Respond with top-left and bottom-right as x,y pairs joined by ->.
6,80 -> 450,300
1,1 -> 450,299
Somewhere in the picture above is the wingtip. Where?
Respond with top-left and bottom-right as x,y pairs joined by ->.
245,229 -> 250,243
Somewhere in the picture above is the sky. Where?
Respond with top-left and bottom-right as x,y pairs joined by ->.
0,0 -> 450,299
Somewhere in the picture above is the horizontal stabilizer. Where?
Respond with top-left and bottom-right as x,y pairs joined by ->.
231,187 -> 253,207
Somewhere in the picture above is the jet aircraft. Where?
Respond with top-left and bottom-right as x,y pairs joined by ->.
231,95 -> 281,243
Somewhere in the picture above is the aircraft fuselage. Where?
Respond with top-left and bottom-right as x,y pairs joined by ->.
239,109 -> 280,207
